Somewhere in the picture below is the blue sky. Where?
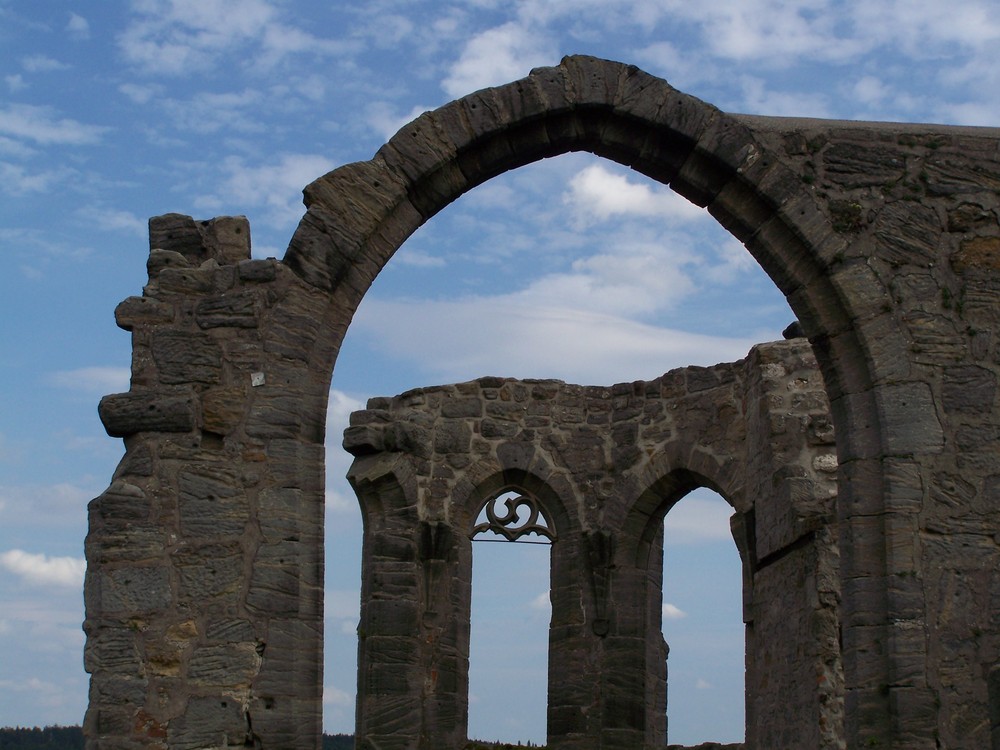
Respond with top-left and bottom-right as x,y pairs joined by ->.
3,0 -> 1000,744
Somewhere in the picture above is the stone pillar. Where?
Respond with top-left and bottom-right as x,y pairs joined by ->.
349,454 -> 473,750
85,215 -> 325,749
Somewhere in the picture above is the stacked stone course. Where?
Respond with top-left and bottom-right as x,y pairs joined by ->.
87,214 -> 325,749
85,56 -> 1000,749
344,338 -> 841,749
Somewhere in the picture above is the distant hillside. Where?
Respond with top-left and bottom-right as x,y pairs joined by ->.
0,727 -> 356,750
323,734 -> 354,750
0,726 -> 83,750
0,727 -> 557,749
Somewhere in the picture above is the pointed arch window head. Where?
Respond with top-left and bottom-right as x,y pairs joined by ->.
472,489 -> 556,544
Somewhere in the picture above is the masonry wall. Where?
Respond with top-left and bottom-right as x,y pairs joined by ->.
344,338 -> 841,749
85,56 -> 1000,749
86,215 -> 328,749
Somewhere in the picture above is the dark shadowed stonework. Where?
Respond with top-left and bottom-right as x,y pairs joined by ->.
86,56 -> 1000,749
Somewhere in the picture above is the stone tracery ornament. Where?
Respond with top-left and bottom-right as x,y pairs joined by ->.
471,490 -> 556,542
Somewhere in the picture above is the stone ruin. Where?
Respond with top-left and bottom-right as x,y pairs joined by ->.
84,56 -> 1000,749
344,338 -> 840,750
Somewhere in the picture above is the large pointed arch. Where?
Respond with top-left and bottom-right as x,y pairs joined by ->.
281,58 -> 897,743
89,54 -> 1000,749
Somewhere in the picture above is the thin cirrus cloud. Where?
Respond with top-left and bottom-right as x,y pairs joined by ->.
0,104 -> 108,146
119,0 -> 357,75
352,297 -> 763,387
0,550 -> 86,588
47,366 -> 130,394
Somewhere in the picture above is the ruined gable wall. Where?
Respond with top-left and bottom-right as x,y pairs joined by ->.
84,56 -> 1000,749
87,214 -> 329,749
345,338 -> 841,749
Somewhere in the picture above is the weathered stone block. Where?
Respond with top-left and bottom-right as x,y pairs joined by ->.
151,330 -> 222,384
195,291 -> 260,328
100,565 -> 171,613
99,390 -> 196,437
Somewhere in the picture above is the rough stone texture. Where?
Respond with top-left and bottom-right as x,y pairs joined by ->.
85,56 -> 1000,749
345,340 -> 840,750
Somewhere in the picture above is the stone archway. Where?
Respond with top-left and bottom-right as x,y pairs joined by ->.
344,338 -> 841,749
86,56 -> 1000,748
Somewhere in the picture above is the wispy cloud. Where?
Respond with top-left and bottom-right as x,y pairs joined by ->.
0,482 -> 96,526
353,297 -> 762,386
366,102 -> 434,141
86,208 -> 148,237
47,366 -> 130,394
195,152 -> 337,229
119,0 -> 357,75
663,602 -> 687,620
664,494 -> 734,544
66,12 -> 90,40
5,74 -> 27,94
0,104 -> 108,146
159,88 -> 265,134
326,389 -> 365,516
21,55 -> 69,73
0,550 -> 86,588
442,22 -> 557,98
0,162 -> 73,196
564,164 -> 709,227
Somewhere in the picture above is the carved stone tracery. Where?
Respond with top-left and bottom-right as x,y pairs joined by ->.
472,490 -> 556,543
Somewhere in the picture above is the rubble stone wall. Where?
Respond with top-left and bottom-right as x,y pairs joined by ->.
343,338 -> 840,748
85,56 -> 1000,749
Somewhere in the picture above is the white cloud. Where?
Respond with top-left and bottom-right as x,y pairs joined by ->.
195,152 -> 337,229
0,104 -> 108,146
0,482 -> 95,525
564,164 -> 709,227
655,0 -> 869,65
442,22 -> 557,98
530,591 -> 550,610
160,88 -> 264,134
118,82 -> 163,104
366,102 -> 433,141
21,55 -> 69,73
323,684 -> 353,707
664,495 -> 734,544
352,297 -> 761,386
326,389 -> 366,515
120,0 -> 357,75
87,208 -> 148,237
0,162 -> 73,196
662,602 -> 687,620
852,75 -> 891,107
47,366 -> 131,394
67,12 -> 90,39
5,74 -> 26,93
696,677 -> 712,690
737,75 -> 831,118
393,248 -> 446,269
0,550 -> 86,588
327,389 -> 365,436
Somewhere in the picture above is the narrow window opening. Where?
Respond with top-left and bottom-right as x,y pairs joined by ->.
468,491 -> 552,745
662,488 -> 745,745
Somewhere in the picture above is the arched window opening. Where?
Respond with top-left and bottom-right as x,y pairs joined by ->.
662,488 -> 745,745
469,490 -> 552,745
